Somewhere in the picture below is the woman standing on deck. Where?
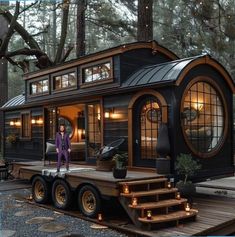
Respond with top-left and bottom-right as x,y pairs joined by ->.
55,124 -> 71,172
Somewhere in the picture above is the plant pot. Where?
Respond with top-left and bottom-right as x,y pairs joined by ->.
176,181 -> 196,198
113,168 -> 127,179
156,158 -> 171,175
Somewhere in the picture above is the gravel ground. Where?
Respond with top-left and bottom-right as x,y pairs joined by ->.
0,188 -> 128,237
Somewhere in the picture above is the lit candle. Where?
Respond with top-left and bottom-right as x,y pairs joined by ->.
97,213 -> 103,222
176,192 -> 181,200
167,181 -> 171,189
132,197 -> 138,206
147,210 -> 152,220
185,203 -> 190,212
123,184 -> 129,194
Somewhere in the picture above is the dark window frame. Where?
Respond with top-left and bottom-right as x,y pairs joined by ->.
28,76 -> 50,98
51,68 -> 77,93
180,76 -> 228,158
80,58 -> 113,88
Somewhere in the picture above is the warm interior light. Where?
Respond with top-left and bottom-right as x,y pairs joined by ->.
147,210 -> 152,220
123,184 -> 129,194
132,197 -> 138,206
192,101 -> 204,111
10,121 -> 15,126
185,203 -> 190,212
176,192 -> 181,200
14,121 -> 21,127
97,213 -> 103,222
36,118 -> 43,125
31,119 -> 36,124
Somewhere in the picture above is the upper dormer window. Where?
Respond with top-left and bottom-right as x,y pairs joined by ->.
53,71 -> 76,91
30,79 -> 49,95
81,58 -> 113,87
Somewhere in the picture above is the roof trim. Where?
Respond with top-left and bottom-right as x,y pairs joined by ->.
175,55 -> 235,93
23,41 -> 178,80
1,94 -> 25,109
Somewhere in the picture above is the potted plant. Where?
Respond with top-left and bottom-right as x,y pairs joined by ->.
156,123 -> 171,175
112,153 -> 128,179
175,153 -> 201,198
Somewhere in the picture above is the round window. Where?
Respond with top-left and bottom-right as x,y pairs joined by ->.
181,79 -> 226,157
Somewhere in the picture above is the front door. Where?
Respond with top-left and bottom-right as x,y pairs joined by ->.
133,96 -> 161,167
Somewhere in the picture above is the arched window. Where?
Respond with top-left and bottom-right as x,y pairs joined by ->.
181,79 -> 226,157
140,97 -> 161,160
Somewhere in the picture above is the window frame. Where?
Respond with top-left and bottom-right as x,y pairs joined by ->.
51,68 -> 77,93
20,110 -> 32,140
180,76 -> 228,158
28,76 -> 50,97
80,58 -> 113,88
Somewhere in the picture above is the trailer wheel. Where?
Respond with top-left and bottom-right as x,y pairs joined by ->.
78,185 -> 101,218
52,179 -> 72,209
32,176 -> 50,204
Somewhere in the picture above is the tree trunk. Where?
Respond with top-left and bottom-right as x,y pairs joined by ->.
0,1 -> 8,107
76,0 -> 86,57
54,0 -> 70,64
137,0 -> 153,41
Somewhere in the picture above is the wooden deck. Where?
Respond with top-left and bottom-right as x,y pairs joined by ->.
11,161 -> 235,235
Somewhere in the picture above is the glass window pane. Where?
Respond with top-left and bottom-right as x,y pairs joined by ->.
83,61 -> 111,83
182,81 -> 225,156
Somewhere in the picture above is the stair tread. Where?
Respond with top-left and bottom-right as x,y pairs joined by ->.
119,177 -> 167,186
121,188 -> 178,197
138,209 -> 198,223
129,198 -> 187,209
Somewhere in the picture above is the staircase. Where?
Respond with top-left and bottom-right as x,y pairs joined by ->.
119,177 -> 198,230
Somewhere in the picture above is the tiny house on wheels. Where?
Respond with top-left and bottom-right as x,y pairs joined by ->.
1,41 -> 234,180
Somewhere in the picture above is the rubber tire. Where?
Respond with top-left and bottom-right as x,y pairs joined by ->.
32,176 -> 50,204
78,185 -> 101,218
52,179 -> 72,210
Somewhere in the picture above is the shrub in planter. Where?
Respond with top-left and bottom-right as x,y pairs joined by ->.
112,153 -> 128,179
175,153 -> 201,198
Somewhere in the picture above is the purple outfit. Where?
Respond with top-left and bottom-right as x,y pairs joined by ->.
55,132 -> 71,171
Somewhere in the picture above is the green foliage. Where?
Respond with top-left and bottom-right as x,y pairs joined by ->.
175,153 -> 201,184
112,152 -> 128,169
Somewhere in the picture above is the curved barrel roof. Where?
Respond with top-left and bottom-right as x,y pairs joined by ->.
1,94 -> 25,109
122,55 -> 203,88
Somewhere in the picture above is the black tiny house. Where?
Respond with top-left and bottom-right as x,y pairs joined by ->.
1,41 -> 234,180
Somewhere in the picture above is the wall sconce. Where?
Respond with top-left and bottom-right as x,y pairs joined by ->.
10,119 -> 21,127
10,121 -> 15,126
104,111 -> 110,118
31,117 -> 43,125
104,108 -> 114,119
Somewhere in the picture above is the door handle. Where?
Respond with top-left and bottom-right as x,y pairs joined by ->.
135,139 -> 139,144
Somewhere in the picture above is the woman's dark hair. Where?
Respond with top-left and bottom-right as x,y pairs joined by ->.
59,124 -> 66,132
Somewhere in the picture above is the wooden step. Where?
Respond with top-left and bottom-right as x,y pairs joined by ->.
119,177 -> 167,186
121,188 -> 178,197
129,198 -> 187,209
138,209 -> 198,223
